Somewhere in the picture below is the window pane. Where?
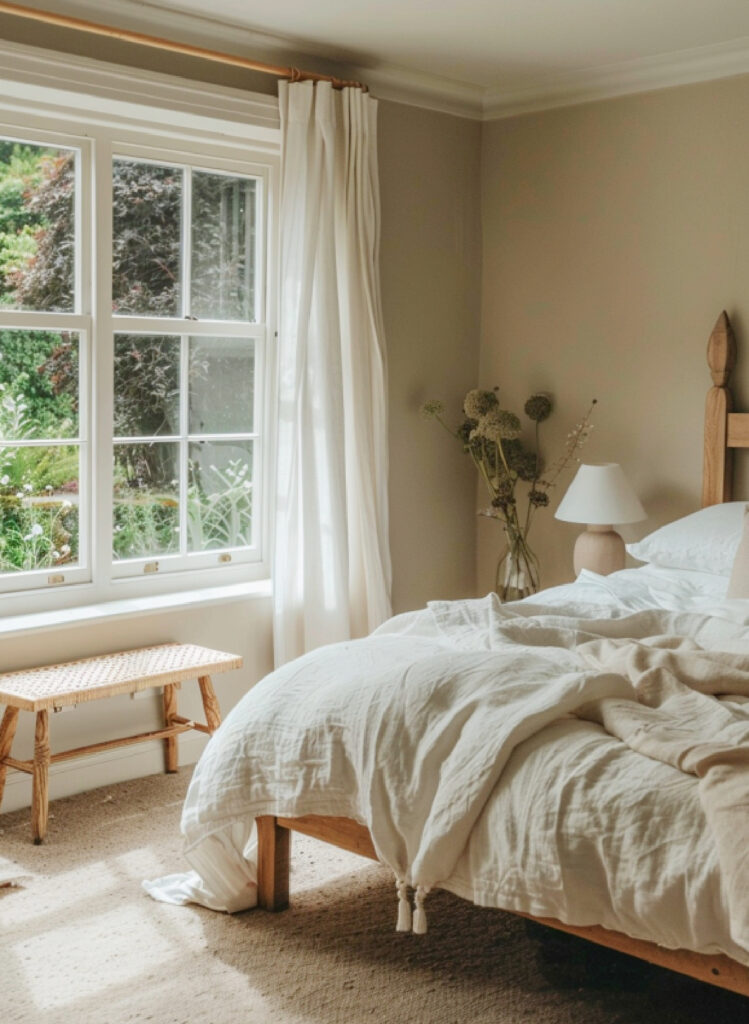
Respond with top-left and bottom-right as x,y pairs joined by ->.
113,442 -> 179,559
0,445 -> 79,573
114,335 -> 179,437
0,140 -> 76,313
112,160 -> 182,317
0,330 -> 79,440
188,441 -> 252,552
191,172 -> 256,322
189,336 -> 254,434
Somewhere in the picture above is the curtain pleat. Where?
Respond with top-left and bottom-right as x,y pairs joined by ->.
273,81 -> 392,665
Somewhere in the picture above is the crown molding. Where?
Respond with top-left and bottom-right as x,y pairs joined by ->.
2,0 -> 486,119
6,0 -> 749,122
483,34 -> 749,120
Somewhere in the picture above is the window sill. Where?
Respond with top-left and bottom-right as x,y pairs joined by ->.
0,578 -> 272,638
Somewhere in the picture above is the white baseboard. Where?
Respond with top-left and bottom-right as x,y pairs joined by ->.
0,731 -> 209,815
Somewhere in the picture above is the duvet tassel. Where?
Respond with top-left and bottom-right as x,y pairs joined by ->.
396,879 -> 412,932
412,885 -> 429,935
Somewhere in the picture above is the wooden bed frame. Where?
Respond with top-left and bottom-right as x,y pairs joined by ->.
256,310 -> 749,998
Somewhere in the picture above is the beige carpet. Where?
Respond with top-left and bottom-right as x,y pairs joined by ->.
1,771 -> 746,1024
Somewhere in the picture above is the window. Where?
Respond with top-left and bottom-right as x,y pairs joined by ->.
0,136 -> 89,594
109,157 -> 263,578
0,100 -> 275,611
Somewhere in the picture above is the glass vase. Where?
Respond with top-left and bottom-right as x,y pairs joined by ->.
495,532 -> 540,603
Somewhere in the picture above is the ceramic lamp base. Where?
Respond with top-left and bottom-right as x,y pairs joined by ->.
573,524 -> 625,576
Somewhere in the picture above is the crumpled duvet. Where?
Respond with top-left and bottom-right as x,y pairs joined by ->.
144,591 -> 749,961
576,632 -> 749,952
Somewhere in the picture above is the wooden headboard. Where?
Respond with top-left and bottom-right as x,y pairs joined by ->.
703,311 -> 749,506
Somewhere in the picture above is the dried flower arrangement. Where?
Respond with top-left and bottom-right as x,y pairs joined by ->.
422,389 -> 596,600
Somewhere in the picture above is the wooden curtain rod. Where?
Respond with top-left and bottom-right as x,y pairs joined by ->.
0,1 -> 367,90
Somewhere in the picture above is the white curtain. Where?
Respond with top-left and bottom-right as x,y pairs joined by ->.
273,81 -> 392,665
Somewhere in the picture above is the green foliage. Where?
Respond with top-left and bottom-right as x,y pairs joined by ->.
114,336 -> 179,438
112,159 -> 182,317
113,495 -> 178,561
0,496 -> 77,572
9,152 -> 75,312
0,331 -> 77,436
0,383 -> 79,571
187,458 -> 252,552
0,142 -> 50,307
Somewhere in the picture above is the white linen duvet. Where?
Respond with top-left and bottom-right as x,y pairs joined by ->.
145,566 -> 749,966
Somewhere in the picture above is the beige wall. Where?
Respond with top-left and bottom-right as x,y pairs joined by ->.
479,75 -> 749,593
0,26 -> 482,808
379,101 -> 482,609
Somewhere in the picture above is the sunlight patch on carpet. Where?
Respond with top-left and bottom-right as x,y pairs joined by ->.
0,860 -> 115,926
13,905 -> 177,1010
115,844 -> 177,878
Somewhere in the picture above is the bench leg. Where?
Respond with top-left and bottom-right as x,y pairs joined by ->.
32,709 -> 50,845
163,684 -> 178,773
197,675 -> 222,733
256,815 -> 290,911
0,706 -> 20,810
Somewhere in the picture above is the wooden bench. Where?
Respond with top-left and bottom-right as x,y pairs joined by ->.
0,642 -> 242,843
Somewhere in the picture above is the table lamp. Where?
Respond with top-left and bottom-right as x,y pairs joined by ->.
555,463 -> 646,576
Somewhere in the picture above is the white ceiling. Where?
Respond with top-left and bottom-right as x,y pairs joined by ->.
17,0 -> 749,117
146,0 -> 749,88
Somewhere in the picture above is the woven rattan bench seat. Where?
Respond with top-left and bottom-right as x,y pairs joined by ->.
0,643 -> 242,712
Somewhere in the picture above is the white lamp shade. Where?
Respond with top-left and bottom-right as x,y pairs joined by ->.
554,463 -> 645,526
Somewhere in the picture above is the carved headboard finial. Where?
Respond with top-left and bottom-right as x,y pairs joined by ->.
707,310 -> 736,387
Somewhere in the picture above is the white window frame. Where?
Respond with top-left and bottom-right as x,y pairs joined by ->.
0,44 -> 280,618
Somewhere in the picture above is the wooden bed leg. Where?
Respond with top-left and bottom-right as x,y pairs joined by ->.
256,815 -> 290,911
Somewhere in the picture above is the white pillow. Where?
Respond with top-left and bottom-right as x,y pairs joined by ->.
626,501 -> 748,576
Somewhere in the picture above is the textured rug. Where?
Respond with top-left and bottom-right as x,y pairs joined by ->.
1,770 -> 746,1024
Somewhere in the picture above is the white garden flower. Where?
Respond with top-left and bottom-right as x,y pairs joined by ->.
30,523 -> 43,536
0,475 -> 8,485
23,483 -> 33,492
